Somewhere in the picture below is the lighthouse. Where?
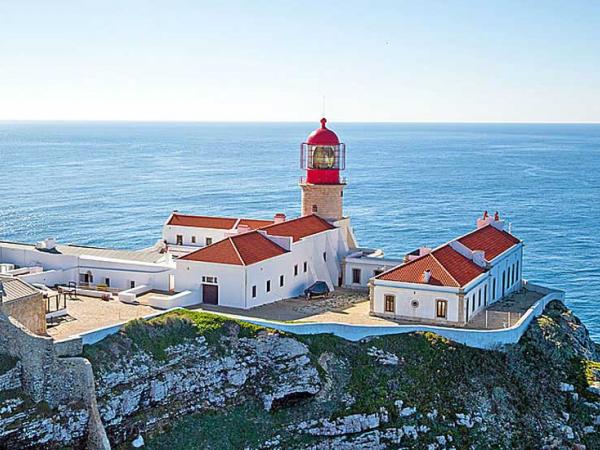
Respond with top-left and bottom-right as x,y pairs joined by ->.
300,118 -> 346,222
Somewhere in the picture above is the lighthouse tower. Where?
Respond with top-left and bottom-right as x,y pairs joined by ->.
300,118 -> 346,222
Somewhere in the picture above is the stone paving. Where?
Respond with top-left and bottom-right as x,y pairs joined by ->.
193,288 -> 394,324
46,295 -> 157,341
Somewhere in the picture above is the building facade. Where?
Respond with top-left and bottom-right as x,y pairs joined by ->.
371,213 -> 523,325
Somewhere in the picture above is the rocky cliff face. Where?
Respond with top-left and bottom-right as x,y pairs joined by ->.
3,302 -> 600,450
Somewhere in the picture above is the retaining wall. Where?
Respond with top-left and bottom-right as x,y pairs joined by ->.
241,284 -> 564,349
77,283 -> 564,351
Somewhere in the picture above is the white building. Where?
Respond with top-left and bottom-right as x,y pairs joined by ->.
173,214 -> 348,308
371,213 -> 523,325
162,212 -> 280,257
0,239 -> 175,294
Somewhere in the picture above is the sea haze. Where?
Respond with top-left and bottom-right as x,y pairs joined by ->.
1,122 -> 599,338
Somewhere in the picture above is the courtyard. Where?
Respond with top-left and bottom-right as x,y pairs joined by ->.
46,294 -> 158,341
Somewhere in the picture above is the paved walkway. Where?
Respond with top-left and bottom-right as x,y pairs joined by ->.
195,287 -> 545,330
47,295 -> 157,340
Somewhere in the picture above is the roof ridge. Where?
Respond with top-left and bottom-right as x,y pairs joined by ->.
429,250 -> 461,287
228,237 -> 246,265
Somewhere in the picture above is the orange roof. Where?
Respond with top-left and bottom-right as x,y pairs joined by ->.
238,218 -> 274,229
378,245 -> 485,288
179,231 -> 287,265
458,225 -> 520,260
167,213 -> 273,230
432,245 -> 486,286
261,214 -> 335,242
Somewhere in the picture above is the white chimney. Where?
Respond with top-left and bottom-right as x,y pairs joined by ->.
274,213 -> 286,224
237,224 -> 252,234
472,250 -> 487,268
422,270 -> 432,283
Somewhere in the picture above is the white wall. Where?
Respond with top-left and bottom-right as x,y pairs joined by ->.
172,227 -> 348,309
488,245 -> 523,303
162,224 -> 228,248
373,281 -> 461,323
174,259 -> 246,308
344,257 -> 403,288
0,243 -> 174,292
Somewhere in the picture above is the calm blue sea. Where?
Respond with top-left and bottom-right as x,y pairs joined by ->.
1,122 -> 599,338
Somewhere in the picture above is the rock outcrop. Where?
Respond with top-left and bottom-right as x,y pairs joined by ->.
3,302 -> 600,449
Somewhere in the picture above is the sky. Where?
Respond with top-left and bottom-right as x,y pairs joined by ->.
1,1 -> 599,123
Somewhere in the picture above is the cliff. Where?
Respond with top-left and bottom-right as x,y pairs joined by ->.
3,301 -> 600,449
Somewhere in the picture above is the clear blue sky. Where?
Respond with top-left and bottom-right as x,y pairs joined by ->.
1,1 -> 599,122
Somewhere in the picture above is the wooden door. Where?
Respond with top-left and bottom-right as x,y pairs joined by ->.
202,284 -> 218,305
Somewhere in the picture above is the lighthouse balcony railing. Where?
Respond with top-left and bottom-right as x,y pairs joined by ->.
299,176 -> 347,184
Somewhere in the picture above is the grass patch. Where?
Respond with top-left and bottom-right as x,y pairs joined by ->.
84,310 -> 268,364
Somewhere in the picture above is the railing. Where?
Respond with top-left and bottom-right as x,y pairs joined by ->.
46,295 -> 67,314
299,176 -> 348,184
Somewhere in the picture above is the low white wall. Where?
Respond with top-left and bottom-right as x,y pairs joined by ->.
118,285 -> 152,304
79,283 -> 564,351
146,290 -> 197,309
241,285 -> 564,349
19,268 -> 76,287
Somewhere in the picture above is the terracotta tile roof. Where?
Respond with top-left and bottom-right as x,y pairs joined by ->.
167,213 -> 273,230
432,245 -> 486,287
237,218 -> 275,229
179,231 -> 287,265
458,225 -> 521,260
260,214 -> 335,242
377,245 -> 485,288
168,214 -> 238,229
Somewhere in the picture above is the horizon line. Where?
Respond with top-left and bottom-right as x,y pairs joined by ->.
0,119 -> 599,125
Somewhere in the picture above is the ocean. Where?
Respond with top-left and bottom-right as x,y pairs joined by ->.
1,122 -> 599,338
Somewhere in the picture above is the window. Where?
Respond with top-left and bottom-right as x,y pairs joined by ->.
484,284 -> 488,306
202,276 -> 218,284
472,294 -> 475,312
303,261 -> 308,273
266,280 -> 271,292
352,268 -> 361,284
516,260 -> 520,279
502,271 -> 506,296
252,285 -> 257,298
104,278 -> 110,287
373,269 -> 383,277
79,272 -> 93,284
478,289 -> 482,308
323,252 -> 327,261
130,280 -> 136,289
493,278 -> 496,300
312,204 -> 318,213
384,295 -> 395,313
191,236 -> 196,244
176,235 -> 183,245
294,264 -> 299,276
466,297 -> 469,322
436,299 -> 448,319
279,275 -> 284,287
205,237 -> 213,246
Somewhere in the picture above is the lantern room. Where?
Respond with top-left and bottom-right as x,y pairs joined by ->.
300,118 -> 346,184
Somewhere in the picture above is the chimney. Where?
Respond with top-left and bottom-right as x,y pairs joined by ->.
274,213 -> 286,224
237,224 -> 252,234
422,270 -> 432,283
472,250 -> 487,268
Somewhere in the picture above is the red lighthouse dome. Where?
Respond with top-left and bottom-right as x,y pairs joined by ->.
301,118 -> 346,185
306,118 -> 340,146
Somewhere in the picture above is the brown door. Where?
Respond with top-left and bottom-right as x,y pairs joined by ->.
202,284 -> 218,305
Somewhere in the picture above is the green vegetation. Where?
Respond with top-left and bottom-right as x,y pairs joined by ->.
0,354 -> 18,375
90,301 -> 600,449
84,310 -> 267,364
